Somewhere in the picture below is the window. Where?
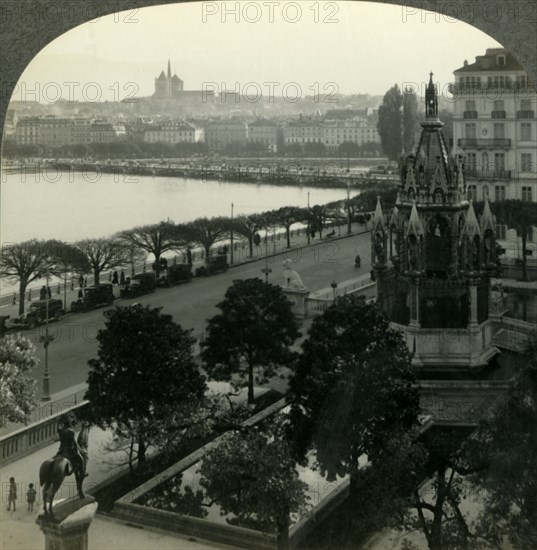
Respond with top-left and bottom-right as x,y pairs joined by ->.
482,185 -> 489,200
495,185 -> 506,201
521,123 -> 532,141
465,100 -> 476,111
494,153 -> 506,171
465,123 -> 476,139
521,153 -> 533,172
493,123 -> 505,139
466,152 -> 477,170
467,185 -> 477,201
493,100 -> 504,110
497,55 -> 506,66
522,186 -> 533,201
520,99 -> 532,110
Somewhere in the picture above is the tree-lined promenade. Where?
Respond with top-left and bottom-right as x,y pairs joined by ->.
0,185 -> 397,315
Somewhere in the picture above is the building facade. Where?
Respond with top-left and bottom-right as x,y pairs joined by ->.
451,48 -> 536,203
205,118 -> 248,151
247,118 -> 282,152
143,121 -> 197,144
322,120 -> 380,149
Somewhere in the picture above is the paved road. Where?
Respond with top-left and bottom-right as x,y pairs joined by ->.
17,231 -> 372,398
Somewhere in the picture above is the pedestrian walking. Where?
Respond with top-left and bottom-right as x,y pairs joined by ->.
84,277 -> 88,288
7,477 -> 17,511
40,286 -> 47,300
120,270 -> 125,285
186,247 -> 193,265
112,271 -> 118,285
78,275 -> 84,289
26,483 -> 36,512
47,286 -> 52,299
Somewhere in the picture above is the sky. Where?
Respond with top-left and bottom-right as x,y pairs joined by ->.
12,1 -> 502,103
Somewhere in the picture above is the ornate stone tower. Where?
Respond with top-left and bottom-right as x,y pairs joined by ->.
373,73 -> 499,372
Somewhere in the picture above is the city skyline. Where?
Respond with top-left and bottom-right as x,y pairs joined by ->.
12,1 -> 501,104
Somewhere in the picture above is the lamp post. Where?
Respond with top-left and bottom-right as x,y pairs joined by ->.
230,202 -> 234,265
261,239 -> 272,283
330,280 -> 338,302
306,192 -> 311,245
40,267 -> 55,401
346,180 -> 352,234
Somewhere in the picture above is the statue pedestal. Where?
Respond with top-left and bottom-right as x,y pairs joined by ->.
282,287 -> 310,318
36,496 -> 97,550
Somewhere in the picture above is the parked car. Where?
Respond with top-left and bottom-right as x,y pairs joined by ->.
71,283 -> 114,312
157,264 -> 193,287
196,255 -> 229,277
10,299 -> 64,329
120,272 -> 157,298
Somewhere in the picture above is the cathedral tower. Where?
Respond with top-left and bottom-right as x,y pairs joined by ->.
373,73 -> 499,371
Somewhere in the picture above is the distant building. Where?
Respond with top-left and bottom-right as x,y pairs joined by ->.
4,110 -> 18,137
283,116 -> 324,145
154,59 -> 184,99
451,47 -> 536,203
143,121 -> 197,143
247,118 -> 282,153
205,118 -> 248,150
322,120 -> 380,150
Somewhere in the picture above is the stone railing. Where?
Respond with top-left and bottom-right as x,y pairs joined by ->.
0,401 -> 88,466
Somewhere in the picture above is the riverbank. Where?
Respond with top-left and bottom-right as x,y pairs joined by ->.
2,159 -> 399,189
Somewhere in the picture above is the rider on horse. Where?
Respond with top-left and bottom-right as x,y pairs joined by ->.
57,414 -> 86,479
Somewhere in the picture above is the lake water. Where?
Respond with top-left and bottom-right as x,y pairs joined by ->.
1,171 -> 348,244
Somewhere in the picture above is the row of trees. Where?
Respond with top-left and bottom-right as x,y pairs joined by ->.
0,186 -> 397,315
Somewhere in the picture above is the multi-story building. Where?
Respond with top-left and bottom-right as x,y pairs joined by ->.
247,118 -> 282,153
205,118 -> 248,151
143,120 -> 197,144
14,116 -> 125,147
322,120 -> 380,149
283,116 -> 324,145
14,116 -> 40,145
451,48 -> 536,203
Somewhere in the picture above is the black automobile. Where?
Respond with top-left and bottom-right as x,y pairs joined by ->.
71,283 -> 114,312
196,255 -> 229,277
120,272 -> 157,298
16,299 -> 64,328
157,264 -> 193,287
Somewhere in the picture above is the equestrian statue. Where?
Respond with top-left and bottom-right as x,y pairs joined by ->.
39,414 -> 90,515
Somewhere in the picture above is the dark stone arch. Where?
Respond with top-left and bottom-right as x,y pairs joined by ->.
1,0 -> 536,141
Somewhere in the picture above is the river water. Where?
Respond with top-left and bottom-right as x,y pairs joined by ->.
1,171 -> 348,244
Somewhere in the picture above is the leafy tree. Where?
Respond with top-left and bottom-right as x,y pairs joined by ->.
118,221 -> 185,278
0,335 -> 39,427
85,304 -> 206,469
226,215 -> 262,258
76,238 -> 130,284
469,343 -> 537,549
491,200 -> 537,281
353,185 -> 398,213
199,419 -> 308,549
305,204 -> 329,239
47,240 -> 91,309
377,84 -> 403,161
288,295 -> 420,487
202,278 -> 300,404
0,240 -> 55,314
184,217 -> 228,259
303,141 -> 326,156
271,206 -> 303,248
403,87 -> 420,154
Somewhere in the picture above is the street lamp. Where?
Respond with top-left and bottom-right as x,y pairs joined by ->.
261,239 -> 272,283
40,267 -> 55,401
330,280 -> 338,302
346,180 -> 352,235
230,202 -> 234,265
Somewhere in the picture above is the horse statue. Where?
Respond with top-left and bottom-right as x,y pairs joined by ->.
39,419 -> 90,515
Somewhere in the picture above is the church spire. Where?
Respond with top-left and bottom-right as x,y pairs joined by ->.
406,200 -> 424,237
372,196 -> 386,231
167,59 -> 171,79
480,194 -> 495,233
425,72 -> 438,118
462,200 -> 481,240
